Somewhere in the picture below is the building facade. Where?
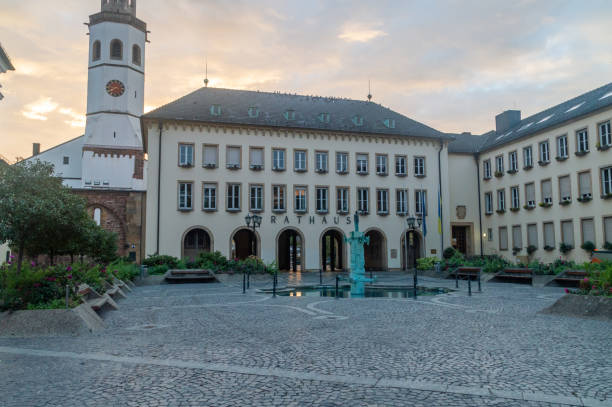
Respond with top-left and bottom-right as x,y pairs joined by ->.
143,89 -> 453,270
0,41 -> 15,101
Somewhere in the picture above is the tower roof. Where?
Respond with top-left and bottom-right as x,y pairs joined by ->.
90,0 -> 146,33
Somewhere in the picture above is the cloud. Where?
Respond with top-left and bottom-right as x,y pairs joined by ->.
338,23 -> 387,43
58,108 -> 85,128
21,97 -> 58,121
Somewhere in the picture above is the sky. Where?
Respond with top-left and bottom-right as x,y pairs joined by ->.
1,0 -> 611,161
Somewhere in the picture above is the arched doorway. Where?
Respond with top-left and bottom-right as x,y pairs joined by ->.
182,228 -> 212,261
401,230 -> 422,270
321,229 -> 344,271
231,228 -> 257,260
277,228 -> 303,272
364,229 -> 387,271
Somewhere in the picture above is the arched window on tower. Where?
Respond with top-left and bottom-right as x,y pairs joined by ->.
93,208 -> 101,226
92,40 -> 101,61
132,44 -> 141,66
110,39 -> 123,60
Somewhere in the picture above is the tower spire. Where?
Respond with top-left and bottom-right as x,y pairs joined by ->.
367,79 -> 372,102
203,58 -> 209,87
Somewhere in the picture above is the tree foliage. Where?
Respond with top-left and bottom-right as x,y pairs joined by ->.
0,160 -> 117,271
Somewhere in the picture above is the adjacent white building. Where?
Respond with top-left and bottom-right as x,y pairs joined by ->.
0,42 -> 15,101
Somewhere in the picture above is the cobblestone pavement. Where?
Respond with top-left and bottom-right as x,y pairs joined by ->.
1,272 -> 610,406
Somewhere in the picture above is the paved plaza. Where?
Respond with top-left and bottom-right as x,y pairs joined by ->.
1,272 -> 610,406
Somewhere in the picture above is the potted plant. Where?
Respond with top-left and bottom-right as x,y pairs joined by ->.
580,241 -> 595,254
526,245 -> 537,255
559,243 -> 573,254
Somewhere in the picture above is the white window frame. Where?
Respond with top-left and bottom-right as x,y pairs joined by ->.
523,146 -> 533,168
484,192 -> 493,214
396,189 -> 408,214
356,154 -> 368,174
376,154 -> 388,175
415,190 -> 427,215
202,183 -> 216,210
337,187 -> 349,214
336,152 -> 348,174
497,189 -> 505,211
539,141 -> 550,162
250,185 -> 263,212
357,188 -> 369,213
483,159 -> 491,179
295,186 -> 307,212
414,156 -> 425,176
395,155 -> 407,176
272,149 -> 285,170
377,189 -> 389,214
511,186 -> 519,209
178,182 -> 193,210
315,151 -> 328,173
602,166 -> 612,196
227,184 -> 241,211
599,121 -> 611,147
179,144 -> 194,167
272,185 -> 286,211
203,145 -> 218,168
294,150 -> 307,172
509,151 -> 518,171
576,129 -> 589,153
557,135 -> 568,158
316,187 -> 329,213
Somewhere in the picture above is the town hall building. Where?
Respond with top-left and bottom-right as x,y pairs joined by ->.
22,0 -> 612,269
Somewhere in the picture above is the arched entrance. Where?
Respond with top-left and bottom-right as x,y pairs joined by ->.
401,230 -> 422,270
277,228 -> 303,272
231,228 -> 258,260
182,228 -> 212,261
364,229 -> 387,271
321,229 -> 344,271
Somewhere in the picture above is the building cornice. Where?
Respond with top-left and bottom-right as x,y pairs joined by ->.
88,11 -> 147,33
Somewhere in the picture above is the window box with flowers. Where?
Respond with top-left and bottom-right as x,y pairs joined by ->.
543,245 -> 555,251
602,193 -> 612,200
523,204 -> 535,210
526,245 -> 537,255
555,156 -> 568,162
559,199 -> 572,206
539,202 -> 552,208
537,160 -> 550,166
574,150 -> 589,157
510,207 -> 520,212
523,165 -> 533,170
596,142 -> 610,151
559,243 -> 573,254
494,171 -> 504,178
507,169 -> 518,175
577,194 -> 592,203
512,247 -> 522,256
495,209 -> 506,214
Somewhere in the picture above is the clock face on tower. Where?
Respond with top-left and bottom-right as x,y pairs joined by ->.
106,80 -> 125,97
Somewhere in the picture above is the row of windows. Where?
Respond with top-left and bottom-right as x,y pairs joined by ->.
483,120 -> 611,179
209,104 -> 395,128
178,182 -> 428,215
92,39 -> 141,66
488,217 -> 612,251
484,167 -> 612,213
178,143 -> 427,177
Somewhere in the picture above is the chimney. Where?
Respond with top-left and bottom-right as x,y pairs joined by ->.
32,143 -> 40,156
495,110 -> 521,134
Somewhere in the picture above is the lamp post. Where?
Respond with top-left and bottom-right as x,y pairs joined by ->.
244,212 -> 262,290
405,214 -> 422,299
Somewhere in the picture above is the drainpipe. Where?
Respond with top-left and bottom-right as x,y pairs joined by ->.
438,139 -> 444,255
475,153 -> 483,257
156,121 -> 162,254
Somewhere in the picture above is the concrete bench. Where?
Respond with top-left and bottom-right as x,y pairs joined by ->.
447,267 -> 481,280
547,270 -> 588,288
490,268 -> 534,285
101,280 -> 127,300
164,269 -> 218,284
77,284 -> 119,313
113,277 -> 133,293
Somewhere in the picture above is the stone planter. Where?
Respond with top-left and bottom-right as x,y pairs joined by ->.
540,294 -> 612,320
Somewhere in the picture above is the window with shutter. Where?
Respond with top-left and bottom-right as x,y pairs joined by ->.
559,176 -> 571,200
541,179 -> 552,201
561,220 -> 574,246
544,222 -> 555,248
525,183 -> 536,203
578,172 -> 592,196
203,145 -> 218,166
605,217 -> 612,244
581,219 -> 595,245
249,148 -> 264,168
527,224 -> 538,247
512,226 -> 522,249
499,227 -> 508,250
227,147 -> 241,167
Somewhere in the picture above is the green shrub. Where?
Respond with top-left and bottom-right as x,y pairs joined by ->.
526,245 -> 537,255
142,255 -> 179,268
581,241 -> 595,253
443,247 -> 456,259
559,243 -> 573,254
148,264 -> 169,275
197,251 -> 229,271
416,257 -> 437,270
603,242 -> 612,250
108,259 -> 139,281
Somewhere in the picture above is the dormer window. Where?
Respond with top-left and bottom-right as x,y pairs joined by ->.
283,110 -> 296,120
110,39 -> 123,60
318,113 -> 330,123
383,118 -> 395,129
210,104 -> 222,116
352,115 -> 364,126
248,107 -> 259,118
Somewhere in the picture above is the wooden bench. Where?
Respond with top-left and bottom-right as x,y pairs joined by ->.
490,268 -> 534,285
77,283 -> 119,313
547,270 -> 587,288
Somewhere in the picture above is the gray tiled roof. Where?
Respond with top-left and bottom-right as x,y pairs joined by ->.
478,82 -> 612,152
144,87 -> 452,141
447,132 -> 488,154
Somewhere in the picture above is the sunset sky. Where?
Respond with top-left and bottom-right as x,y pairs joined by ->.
1,0 -> 611,161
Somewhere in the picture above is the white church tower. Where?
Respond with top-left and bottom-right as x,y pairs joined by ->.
82,0 -> 146,190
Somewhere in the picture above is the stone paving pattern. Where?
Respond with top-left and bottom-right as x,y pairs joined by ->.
1,272 -> 610,406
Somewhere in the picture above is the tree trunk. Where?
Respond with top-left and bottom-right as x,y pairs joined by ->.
17,243 -> 24,273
